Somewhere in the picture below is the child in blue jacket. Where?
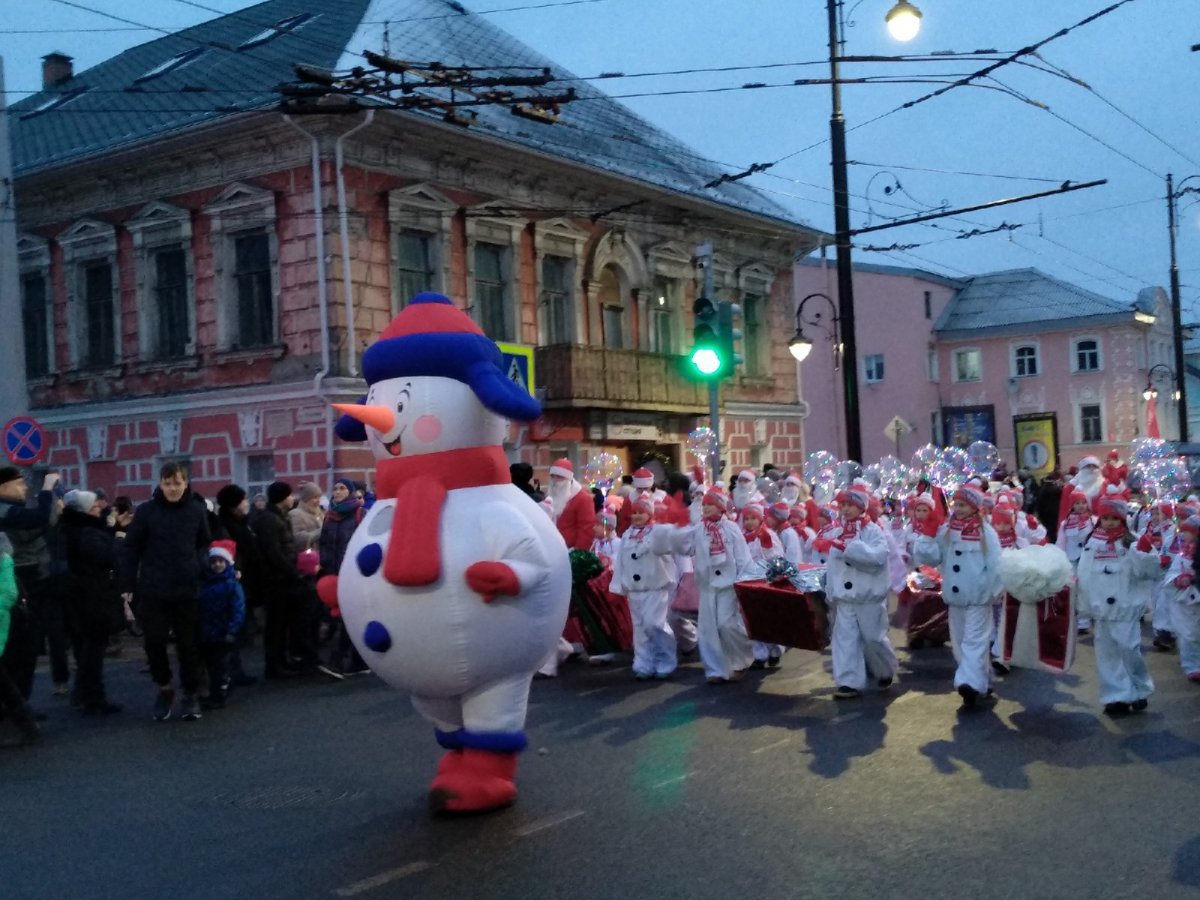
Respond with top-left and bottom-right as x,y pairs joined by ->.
198,541 -> 246,711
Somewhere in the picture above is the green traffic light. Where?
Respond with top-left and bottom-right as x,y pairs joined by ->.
691,345 -> 722,375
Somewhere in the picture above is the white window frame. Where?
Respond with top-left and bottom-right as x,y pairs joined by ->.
647,241 -> 694,357
387,184 -> 454,310
1011,341 -> 1040,378
58,218 -> 120,371
952,347 -> 982,383
926,348 -> 939,382
737,262 -> 775,378
466,204 -> 524,342
864,353 -> 885,384
127,201 -> 196,360
535,217 -> 587,345
203,183 -> 280,352
1072,335 -> 1102,373
1076,400 -> 1105,444
18,234 -> 53,379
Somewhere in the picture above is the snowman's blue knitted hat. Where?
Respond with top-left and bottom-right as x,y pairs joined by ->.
336,293 -> 541,441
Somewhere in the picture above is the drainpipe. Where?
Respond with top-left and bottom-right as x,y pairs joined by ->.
334,110 -> 375,378
283,115 -> 333,489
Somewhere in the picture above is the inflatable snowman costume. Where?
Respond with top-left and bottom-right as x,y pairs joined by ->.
327,293 -> 570,814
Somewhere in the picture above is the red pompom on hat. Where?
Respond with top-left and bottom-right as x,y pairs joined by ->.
767,501 -> 790,522
632,468 -> 654,489
1107,449 -> 1120,460
909,493 -> 936,511
209,540 -> 237,565
549,458 -> 574,480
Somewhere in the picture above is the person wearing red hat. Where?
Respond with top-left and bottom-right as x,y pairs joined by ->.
742,502 -> 785,668
1138,501 -> 1179,652
682,488 -> 754,683
913,485 -> 1002,708
198,541 -> 247,710
610,496 -> 677,680
615,467 -> 656,537
767,502 -> 803,566
1056,488 -> 1096,634
546,459 -> 596,551
1076,497 -> 1160,716
730,469 -> 763,520
813,489 -> 898,699
1162,516 -> 1200,681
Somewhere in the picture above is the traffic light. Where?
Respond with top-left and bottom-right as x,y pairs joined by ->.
689,296 -> 722,378
716,300 -> 743,374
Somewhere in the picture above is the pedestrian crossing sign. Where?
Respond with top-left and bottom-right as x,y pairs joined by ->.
495,342 -> 535,398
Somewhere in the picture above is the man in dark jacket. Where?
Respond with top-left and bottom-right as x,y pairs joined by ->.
119,461 -> 210,722
250,481 -> 306,677
0,466 -> 62,700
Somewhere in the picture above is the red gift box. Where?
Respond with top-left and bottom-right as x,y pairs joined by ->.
734,579 -> 829,652
999,586 -> 1075,673
899,588 -> 949,648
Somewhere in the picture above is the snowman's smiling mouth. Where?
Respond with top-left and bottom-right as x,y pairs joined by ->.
384,427 -> 405,457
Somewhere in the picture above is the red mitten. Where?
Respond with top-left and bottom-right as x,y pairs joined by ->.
661,496 -> 691,527
1135,533 -> 1154,554
465,561 -> 520,603
812,538 -> 833,554
1175,573 -> 1194,589
316,575 -> 340,618
1026,514 -> 1040,531
1161,555 -> 1172,569
829,539 -> 846,552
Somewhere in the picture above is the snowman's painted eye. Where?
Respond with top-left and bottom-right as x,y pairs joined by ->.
395,388 -> 410,414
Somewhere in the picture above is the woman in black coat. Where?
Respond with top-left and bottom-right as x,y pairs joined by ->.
317,478 -> 367,677
61,491 -> 123,714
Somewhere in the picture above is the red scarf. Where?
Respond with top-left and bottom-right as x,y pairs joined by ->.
838,516 -> 861,541
997,530 -> 1016,549
374,446 -> 511,586
1062,512 -> 1091,532
744,524 -> 774,550
702,511 -> 727,556
1095,525 -> 1126,553
949,514 -> 982,542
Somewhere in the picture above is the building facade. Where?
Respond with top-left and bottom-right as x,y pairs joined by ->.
8,1 -> 823,498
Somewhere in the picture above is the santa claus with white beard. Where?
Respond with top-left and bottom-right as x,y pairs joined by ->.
546,459 -> 596,550
1058,455 -> 1105,526
731,469 -> 764,522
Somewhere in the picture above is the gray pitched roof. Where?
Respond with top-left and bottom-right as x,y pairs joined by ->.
10,0 -> 805,228
934,268 -> 1136,337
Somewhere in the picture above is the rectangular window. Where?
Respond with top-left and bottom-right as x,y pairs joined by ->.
923,290 -> 932,319
22,273 -> 49,378
395,230 -> 433,307
245,453 -> 275,500
954,349 -> 981,382
83,262 -> 115,368
542,254 -> 572,344
1014,345 -> 1039,377
154,247 -> 190,358
1081,404 -> 1103,443
602,305 -> 624,349
927,349 -> 939,382
650,276 -> 678,355
743,293 -> 765,375
474,242 -> 509,340
233,232 -> 273,348
1075,339 -> 1100,372
864,353 -> 885,383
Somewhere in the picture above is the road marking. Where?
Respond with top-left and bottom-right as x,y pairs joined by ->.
651,772 -> 695,789
751,737 -> 792,755
334,861 -> 433,896
514,809 -> 586,836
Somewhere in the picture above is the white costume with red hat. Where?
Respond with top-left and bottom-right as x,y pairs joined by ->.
547,458 -> 596,551
1163,518 -> 1200,678
1075,502 -> 1159,709
914,487 -> 1003,702
327,292 -> 570,815
817,491 -> 897,695
610,501 -> 678,679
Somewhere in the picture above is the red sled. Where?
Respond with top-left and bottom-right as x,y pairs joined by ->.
999,586 -> 1075,674
734,579 -> 829,652
901,588 -> 949,649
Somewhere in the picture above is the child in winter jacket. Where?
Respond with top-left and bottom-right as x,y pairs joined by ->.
610,497 -> 677,680
0,533 -> 39,742
815,487 -> 898,699
198,541 -> 247,709
1075,497 -> 1160,716
1057,489 -> 1095,633
914,486 -> 1002,708
1161,516 -> 1200,682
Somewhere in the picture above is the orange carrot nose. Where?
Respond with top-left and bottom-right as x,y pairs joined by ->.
333,403 -> 396,434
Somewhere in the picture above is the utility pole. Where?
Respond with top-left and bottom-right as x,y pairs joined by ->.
1167,173 -> 1191,443
0,57 -> 27,417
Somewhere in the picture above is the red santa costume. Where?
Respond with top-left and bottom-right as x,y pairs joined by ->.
547,459 -> 596,551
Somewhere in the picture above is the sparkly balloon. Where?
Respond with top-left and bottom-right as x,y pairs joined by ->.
805,450 -> 838,481
1160,457 -> 1192,499
756,477 -> 781,505
967,440 -> 1001,476
687,427 -> 717,462
861,463 -> 883,492
1130,437 -> 1170,464
930,447 -> 970,491
583,451 -> 623,489
812,472 -> 836,506
910,444 -> 940,478
835,460 -> 863,488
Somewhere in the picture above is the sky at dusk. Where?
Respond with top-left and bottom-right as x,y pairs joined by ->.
3,0 -> 1198,316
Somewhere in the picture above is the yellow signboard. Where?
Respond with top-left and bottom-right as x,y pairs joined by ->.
1013,414 -> 1058,479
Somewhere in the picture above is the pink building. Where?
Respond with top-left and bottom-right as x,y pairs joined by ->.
797,261 -> 1178,474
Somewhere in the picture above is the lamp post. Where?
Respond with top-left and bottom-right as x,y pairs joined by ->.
1143,363 -> 1178,440
826,0 -> 922,462
789,291 -> 841,364
1167,173 -> 1199,443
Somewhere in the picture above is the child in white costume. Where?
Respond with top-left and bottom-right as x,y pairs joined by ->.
767,502 -> 804,566
590,511 -> 618,565
990,507 -> 1028,673
609,497 -> 678,680
1162,515 -> 1200,681
1075,497 -> 1160,715
1139,502 -> 1178,651
813,487 -> 898,699
673,489 -> 755,684
914,486 -> 1002,708
788,506 -> 817,564
1057,488 -> 1095,633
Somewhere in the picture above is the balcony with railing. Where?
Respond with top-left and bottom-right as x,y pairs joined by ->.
534,344 -> 708,413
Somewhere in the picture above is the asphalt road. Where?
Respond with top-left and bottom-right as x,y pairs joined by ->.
3,625 -> 1200,900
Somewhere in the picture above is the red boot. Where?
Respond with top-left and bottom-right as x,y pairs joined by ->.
429,749 -> 518,815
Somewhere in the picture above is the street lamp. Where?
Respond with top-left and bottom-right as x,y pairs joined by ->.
1167,173 -> 1199,442
1144,363 -> 1180,402
789,292 -> 841,363
827,0 -> 922,462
